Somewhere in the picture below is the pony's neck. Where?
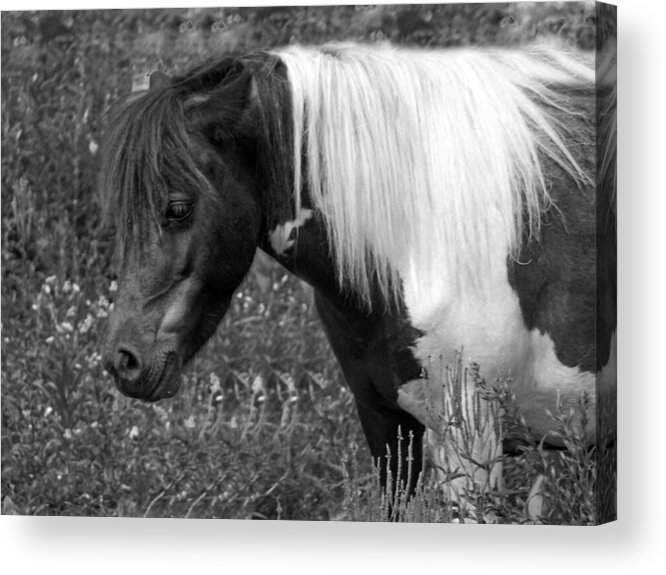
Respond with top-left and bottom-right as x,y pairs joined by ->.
261,206 -> 333,298
261,203 -> 397,315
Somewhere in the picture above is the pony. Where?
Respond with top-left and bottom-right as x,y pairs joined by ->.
100,42 -> 616,518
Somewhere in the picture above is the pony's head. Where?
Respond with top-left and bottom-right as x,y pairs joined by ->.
100,55 -> 293,401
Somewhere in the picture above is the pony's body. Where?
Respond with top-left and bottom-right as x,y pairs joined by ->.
101,43 -> 616,510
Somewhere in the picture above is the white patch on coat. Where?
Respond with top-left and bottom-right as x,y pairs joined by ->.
399,211 -> 524,422
269,209 -> 314,255
397,206 -> 599,471
397,299 -> 598,440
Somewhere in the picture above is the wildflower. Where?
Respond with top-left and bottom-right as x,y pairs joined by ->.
64,428 -> 72,439
65,305 -> 76,318
62,280 -> 72,293
128,425 -> 139,439
86,351 -> 101,367
96,295 -> 110,318
209,372 -> 221,392
79,314 -> 94,334
251,375 -> 265,395
71,283 -> 80,294
44,406 -> 53,417
89,140 -> 99,155
45,336 -> 54,344
152,405 -> 168,422
184,415 -> 196,429
56,321 -> 74,334
45,275 -> 57,285
109,280 -> 118,293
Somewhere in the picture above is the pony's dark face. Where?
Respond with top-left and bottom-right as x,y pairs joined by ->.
102,67 -> 264,401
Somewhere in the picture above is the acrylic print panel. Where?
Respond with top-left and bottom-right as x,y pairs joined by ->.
1,2 -> 616,524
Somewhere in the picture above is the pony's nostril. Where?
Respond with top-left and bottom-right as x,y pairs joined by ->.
115,347 -> 142,382
118,349 -> 137,370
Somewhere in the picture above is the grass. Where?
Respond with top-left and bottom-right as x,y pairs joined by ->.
341,360 -> 610,525
1,6 -> 614,523
3,256 -> 364,519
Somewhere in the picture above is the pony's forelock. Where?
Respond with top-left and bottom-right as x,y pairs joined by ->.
99,86 -> 212,259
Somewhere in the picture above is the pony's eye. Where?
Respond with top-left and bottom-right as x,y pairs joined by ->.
165,201 -> 193,223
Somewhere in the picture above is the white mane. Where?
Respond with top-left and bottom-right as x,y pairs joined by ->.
276,43 -> 593,307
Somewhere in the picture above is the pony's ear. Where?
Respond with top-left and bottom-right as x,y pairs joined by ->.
184,65 -> 254,143
149,70 -> 172,91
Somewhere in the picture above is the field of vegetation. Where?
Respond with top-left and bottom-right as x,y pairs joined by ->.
1,4 -> 614,523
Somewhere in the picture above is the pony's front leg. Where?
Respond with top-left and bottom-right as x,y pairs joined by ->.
312,292 -> 426,505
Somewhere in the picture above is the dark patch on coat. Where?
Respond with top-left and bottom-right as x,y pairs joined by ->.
508,87 -> 615,373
